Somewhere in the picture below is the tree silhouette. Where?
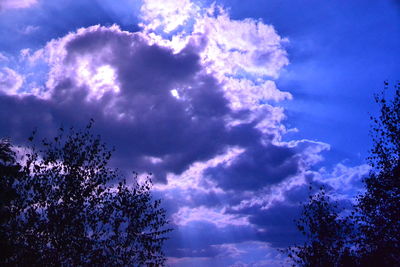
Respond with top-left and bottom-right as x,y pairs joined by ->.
0,121 -> 171,266
355,81 -> 400,266
286,81 -> 400,266
0,139 -> 22,264
284,189 -> 356,267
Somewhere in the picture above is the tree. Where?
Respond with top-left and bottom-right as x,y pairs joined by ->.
0,139 -> 22,264
284,189 -> 356,267
0,121 -> 171,266
355,81 -> 400,266
286,81 -> 400,267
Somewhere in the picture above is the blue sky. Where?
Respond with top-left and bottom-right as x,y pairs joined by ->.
0,0 -> 399,266
221,0 -> 400,166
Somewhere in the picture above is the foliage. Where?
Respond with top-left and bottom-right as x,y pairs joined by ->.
0,121 -> 171,266
0,139 -> 22,263
355,81 -> 400,266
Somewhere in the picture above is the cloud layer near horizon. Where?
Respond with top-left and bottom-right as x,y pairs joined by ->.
0,1 -> 370,266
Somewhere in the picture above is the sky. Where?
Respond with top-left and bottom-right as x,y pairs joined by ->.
0,0 -> 399,266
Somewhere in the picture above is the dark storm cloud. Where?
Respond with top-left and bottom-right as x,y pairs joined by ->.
0,25 -> 290,188
205,142 -> 301,191
0,25 -> 309,189
164,201 -> 304,256
0,26 -> 235,182
222,199 -> 304,248
250,204 -> 304,247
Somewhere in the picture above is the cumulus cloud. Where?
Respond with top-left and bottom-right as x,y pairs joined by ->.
194,6 -> 288,79
13,14 -> 299,189
139,2 -> 291,111
2,25 -> 233,182
315,163 -> 370,198
0,67 -> 23,95
139,0 -> 197,33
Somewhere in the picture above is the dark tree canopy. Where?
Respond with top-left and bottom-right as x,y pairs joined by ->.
285,81 -> 400,267
355,81 -> 400,266
0,139 -> 22,263
283,189 -> 356,267
0,121 -> 171,266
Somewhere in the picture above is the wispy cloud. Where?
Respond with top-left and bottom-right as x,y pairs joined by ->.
0,0 -> 38,10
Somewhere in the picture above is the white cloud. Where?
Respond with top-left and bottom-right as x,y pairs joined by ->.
286,139 -> 331,167
29,25 -> 125,102
194,7 -> 290,111
74,60 -> 120,101
0,52 -> 8,62
155,146 -> 243,192
316,163 -> 370,198
194,6 -> 288,79
20,25 -> 40,34
139,0 -> 197,33
0,67 -> 23,95
0,0 -> 37,10
172,206 -> 249,228
223,78 -> 292,110
139,2 -> 290,111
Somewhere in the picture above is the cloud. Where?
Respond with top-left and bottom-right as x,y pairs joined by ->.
195,5 -> 289,79
139,0 -> 197,33
165,220 -> 260,256
138,2 -> 291,111
1,25 -> 233,182
205,143 -> 300,191
0,0 -> 37,10
205,139 -> 329,191
223,78 -> 292,110
167,241 -> 285,267
10,14 -> 294,187
0,67 -> 23,95
172,206 -> 249,228
3,22 -> 293,188
20,25 -> 40,35
314,163 -> 370,198
246,203 -> 304,247
0,52 -> 9,62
